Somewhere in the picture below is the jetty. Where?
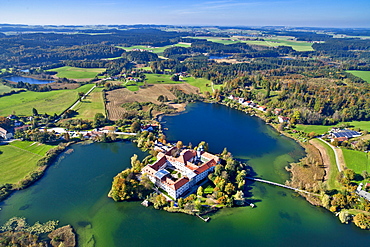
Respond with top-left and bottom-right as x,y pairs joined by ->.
196,214 -> 210,222
246,177 -> 318,195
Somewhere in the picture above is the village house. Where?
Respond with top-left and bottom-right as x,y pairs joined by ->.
329,128 -> 362,139
278,116 -> 290,123
142,143 -> 220,199
0,127 -> 13,140
257,106 -> 267,112
274,108 -> 283,115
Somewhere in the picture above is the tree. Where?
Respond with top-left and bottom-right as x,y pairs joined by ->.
225,183 -> 235,195
157,95 -> 165,102
0,116 -> 11,129
343,169 -> 355,181
32,108 -> 39,116
353,213 -> 370,229
197,186 -> 204,197
171,74 -> 180,81
130,121 -> 141,133
93,113 -> 105,128
78,91 -> 85,100
176,140 -> 183,149
321,194 -> 330,208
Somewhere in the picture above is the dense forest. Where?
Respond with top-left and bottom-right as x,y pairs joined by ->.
1,25 -> 370,124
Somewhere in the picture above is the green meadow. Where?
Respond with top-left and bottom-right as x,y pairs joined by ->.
342,149 -> 369,174
184,77 -> 220,93
47,66 -> 106,79
0,141 -> 55,184
0,83 -> 15,94
346,70 -> 370,83
144,73 -> 183,84
73,87 -> 105,120
0,84 -> 94,116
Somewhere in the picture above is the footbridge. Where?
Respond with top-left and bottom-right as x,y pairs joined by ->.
246,177 -> 318,195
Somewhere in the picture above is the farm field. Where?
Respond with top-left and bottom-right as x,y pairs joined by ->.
47,66 -> 106,79
73,87 -> 105,120
0,84 -> 94,116
190,36 -> 314,51
106,83 -> 199,120
346,70 -> 370,83
117,43 -> 191,54
342,149 -> 368,174
0,141 -> 55,184
243,38 -> 314,51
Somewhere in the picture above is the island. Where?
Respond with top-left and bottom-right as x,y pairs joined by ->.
109,141 -> 248,216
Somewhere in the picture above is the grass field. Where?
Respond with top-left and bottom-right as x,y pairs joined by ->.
117,43 -> 191,54
342,149 -> 369,174
73,87 -> 105,120
346,70 -> 370,83
47,66 -> 106,79
184,77 -> 221,93
295,124 -> 333,135
144,73 -> 183,84
0,84 -> 94,116
0,141 -> 55,184
0,83 -> 15,94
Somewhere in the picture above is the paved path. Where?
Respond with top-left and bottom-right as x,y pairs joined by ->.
246,177 -> 319,195
318,138 -> 342,172
70,85 -> 97,110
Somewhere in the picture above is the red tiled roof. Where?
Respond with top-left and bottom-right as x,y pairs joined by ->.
150,156 -> 167,170
172,177 -> 189,190
195,159 -> 216,174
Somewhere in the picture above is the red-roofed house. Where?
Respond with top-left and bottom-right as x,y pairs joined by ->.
142,144 -> 220,199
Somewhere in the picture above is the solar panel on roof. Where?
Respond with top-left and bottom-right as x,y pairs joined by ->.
333,130 -> 361,138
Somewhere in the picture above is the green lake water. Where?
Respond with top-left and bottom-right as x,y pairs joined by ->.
1,102 -> 370,246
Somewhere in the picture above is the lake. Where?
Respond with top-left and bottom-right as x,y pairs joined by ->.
209,55 -> 231,59
4,76 -> 55,84
1,102 -> 369,246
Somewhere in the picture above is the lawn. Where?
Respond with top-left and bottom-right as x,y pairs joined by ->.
47,66 -> 106,79
0,83 -> 15,94
342,149 -> 369,174
0,141 -> 55,184
346,70 -> 370,83
72,87 -> 105,120
117,43 -> 191,54
0,84 -> 94,116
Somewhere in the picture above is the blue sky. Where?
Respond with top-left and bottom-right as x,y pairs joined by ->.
0,0 -> 369,27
